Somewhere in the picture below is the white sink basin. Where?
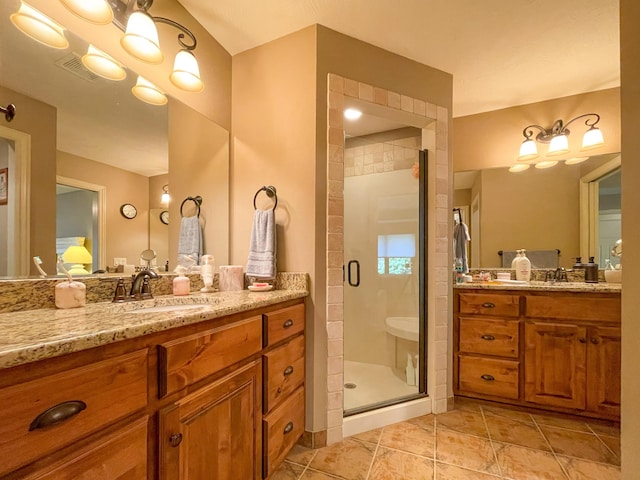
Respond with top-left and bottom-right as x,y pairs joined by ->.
384,316 -> 419,342
131,304 -> 210,314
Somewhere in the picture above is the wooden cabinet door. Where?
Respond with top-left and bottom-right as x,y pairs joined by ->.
159,360 -> 262,480
524,322 -> 587,409
586,326 -> 621,417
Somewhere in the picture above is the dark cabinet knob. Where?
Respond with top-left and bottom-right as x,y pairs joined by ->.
283,422 -> 294,434
169,433 -> 183,447
481,334 -> 495,341
590,337 -> 600,344
283,319 -> 294,329
579,338 -> 587,344
283,365 -> 294,376
29,400 -> 86,431
481,302 -> 495,308
480,374 -> 495,382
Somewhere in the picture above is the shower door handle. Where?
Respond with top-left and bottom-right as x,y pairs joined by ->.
347,260 -> 360,287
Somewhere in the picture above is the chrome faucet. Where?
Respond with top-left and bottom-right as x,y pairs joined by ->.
130,269 -> 159,299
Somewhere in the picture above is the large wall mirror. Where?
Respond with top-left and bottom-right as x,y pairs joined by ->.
0,0 -> 229,278
454,153 -> 621,270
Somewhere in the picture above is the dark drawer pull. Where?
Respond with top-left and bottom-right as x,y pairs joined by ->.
283,365 -> 294,376
283,319 -> 294,329
481,334 -> 496,341
481,302 -> 496,308
283,422 -> 294,434
169,433 -> 183,447
480,374 -> 495,382
29,400 -> 86,431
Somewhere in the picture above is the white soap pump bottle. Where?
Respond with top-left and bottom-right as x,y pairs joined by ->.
515,249 -> 531,282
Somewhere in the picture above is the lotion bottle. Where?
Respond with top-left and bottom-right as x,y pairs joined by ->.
173,266 -> 190,296
515,249 -> 531,282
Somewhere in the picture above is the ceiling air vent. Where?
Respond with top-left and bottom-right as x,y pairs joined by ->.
55,52 -> 101,82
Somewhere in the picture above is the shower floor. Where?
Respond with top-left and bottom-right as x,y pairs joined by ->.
343,360 -> 419,411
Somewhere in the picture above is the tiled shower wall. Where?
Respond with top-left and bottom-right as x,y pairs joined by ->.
344,133 -> 422,177
326,74 -> 451,444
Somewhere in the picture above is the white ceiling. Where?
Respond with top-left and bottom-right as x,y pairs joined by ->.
178,0 -> 620,117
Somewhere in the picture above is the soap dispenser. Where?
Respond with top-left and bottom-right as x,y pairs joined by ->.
515,249 -> 531,282
173,266 -> 190,295
584,256 -> 599,283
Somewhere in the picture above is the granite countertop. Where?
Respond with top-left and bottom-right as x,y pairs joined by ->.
0,288 -> 308,370
454,281 -> 622,293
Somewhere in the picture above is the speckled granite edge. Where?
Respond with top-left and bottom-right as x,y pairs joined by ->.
454,281 -> 621,293
0,276 -> 309,370
0,272 -> 308,313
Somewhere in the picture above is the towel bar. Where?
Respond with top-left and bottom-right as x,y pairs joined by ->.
253,185 -> 278,211
180,196 -> 202,217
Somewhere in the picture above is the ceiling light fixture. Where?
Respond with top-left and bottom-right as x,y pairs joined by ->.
82,44 -> 127,81
517,113 -> 604,162
60,0 -> 114,25
131,76 -> 167,105
344,108 -> 362,120
120,0 -> 203,92
1,104 -> 16,122
10,2 -> 69,49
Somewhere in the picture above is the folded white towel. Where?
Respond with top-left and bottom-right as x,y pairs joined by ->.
177,216 -> 202,266
246,209 -> 276,278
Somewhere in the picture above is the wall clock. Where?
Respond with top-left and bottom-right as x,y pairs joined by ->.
160,210 -> 169,225
120,203 -> 137,219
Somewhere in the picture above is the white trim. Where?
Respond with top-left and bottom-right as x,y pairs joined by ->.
0,126 -> 31,277
56,176 -> 107,272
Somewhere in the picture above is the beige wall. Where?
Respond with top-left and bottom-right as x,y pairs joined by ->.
0,85 -> 56,273
620,1 -> 639,477
453,88 -> 620,172
57,151 -> 149,268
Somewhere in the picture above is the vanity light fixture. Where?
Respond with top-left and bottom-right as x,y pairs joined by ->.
82,44 -> 126,81
1,104 -> 16,123
517,113 -> 605,162
59,0 -> 113,25
161,185 -> 170,204
131,76 -> 167,105
120,0 -> 204,92
10,2 -> 69,49
344,108 -> 363,120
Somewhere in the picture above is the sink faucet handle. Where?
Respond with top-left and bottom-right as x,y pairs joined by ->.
112,278 -> 128,303
141,276 -> 153,299
545,270 -> 555,282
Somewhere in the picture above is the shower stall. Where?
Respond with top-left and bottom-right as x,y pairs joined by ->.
342,127 -> 427,415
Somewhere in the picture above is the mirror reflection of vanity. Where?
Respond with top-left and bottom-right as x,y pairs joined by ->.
0,0 -> 229,278
454,153 -> 621,270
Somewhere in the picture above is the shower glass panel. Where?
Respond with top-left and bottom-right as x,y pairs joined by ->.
343,123 -> 426,415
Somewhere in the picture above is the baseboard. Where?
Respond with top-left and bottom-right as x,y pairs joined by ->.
299,429 -> 327,449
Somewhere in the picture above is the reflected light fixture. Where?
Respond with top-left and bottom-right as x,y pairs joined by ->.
132,76 -> 167,105
161,185 -> 170,204
564,157 -> 589,165
62,245 -> 93,275
10,2 -> 69,49
344,108 -> 362,120
60,0 -> 113,25
82,44 -> 126,81
508,163 -> 530,173
517,113 -> 604,162
120,0 -> 204,91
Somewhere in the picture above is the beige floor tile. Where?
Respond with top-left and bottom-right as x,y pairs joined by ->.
588,422 -> 621,438
301,469 -> 347,479
481,404 -> 535,424
557,455 -> 621,480
540,426 -> 620,466
451,397 -> 483,413
271,460 -> 306,479
287,444 -> 317,466
380,421 -> 435,457
435,462 -> 502,479
435,429 -> 500,476
350,427 -> 383,445
532,413 -> 592,433
406,414 -> 436,431
435,409 -> 488,437
493,442 -> 568,480
598,434 -> 621,459
368,446 -> 434,480
308,438 -> 375,480
484,413 -> 551,451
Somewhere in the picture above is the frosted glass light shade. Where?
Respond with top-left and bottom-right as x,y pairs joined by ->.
60,0 -> 113,24
132,76 -> 167,106
10,2 -> 68,49
518,138 -> 539,161
508,163 -> 530,173
535,160 -> 558,169
121,11 -> 163,64
170,50 -> 204,92
547,134 -> 569,156
565,157 -> 589,165
581,126 -> 604,150
82,44 -> 126,81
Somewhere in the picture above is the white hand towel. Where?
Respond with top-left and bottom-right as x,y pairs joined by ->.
454,221 -> 471,273
246,209 -> 276,278
177,216 -> 203,266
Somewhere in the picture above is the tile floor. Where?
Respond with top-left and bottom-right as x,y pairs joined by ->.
272,398 -> 620,480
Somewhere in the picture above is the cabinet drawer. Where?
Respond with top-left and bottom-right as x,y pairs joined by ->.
158,316 -> 262,397
0,350 -> 148,477
262,386 -> 305,478
459,293 -> 520,317
263,335 -> 305,413
525,295 -> 621,322
459,317 -> 519,358
458,356 -> 519,400
263,303 -> 305,347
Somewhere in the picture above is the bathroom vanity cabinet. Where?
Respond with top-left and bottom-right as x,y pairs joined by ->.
0,298 -> 306,480
453,288 -> 621,420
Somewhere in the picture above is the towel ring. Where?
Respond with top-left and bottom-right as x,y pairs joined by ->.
180,196 -> 203,217
253,185 -> 278,211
